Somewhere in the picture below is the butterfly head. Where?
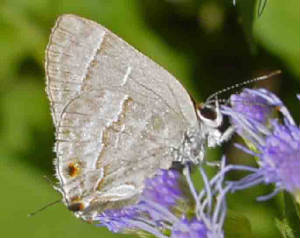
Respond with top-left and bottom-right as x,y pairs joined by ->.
196,99 -> 231,148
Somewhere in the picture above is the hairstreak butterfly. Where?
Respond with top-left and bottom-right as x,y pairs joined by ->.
45,14 -> 232,221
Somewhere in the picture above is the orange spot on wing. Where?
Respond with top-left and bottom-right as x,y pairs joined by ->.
68,202 -> 84,212
67,162 -> 80,177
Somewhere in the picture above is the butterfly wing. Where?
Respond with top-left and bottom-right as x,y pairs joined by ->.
46,14 -> 198,220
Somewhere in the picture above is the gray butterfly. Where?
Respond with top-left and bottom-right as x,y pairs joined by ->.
45,14 -> 232,221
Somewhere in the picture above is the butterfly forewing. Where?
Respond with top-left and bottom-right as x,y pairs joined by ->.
46,14 -> 198,220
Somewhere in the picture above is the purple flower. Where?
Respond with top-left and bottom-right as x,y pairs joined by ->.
97,169 -> 184,236
97,207 -> 139,232
260,121 -> 300,193
96,165 -> 229,238
222,89 -> 300,201
230,88 -> 273,125
226,88 -> 284,139
142,169 -> 183,208
171,218 -> 207,238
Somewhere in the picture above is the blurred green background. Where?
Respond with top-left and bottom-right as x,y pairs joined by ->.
0,0 -> 299,237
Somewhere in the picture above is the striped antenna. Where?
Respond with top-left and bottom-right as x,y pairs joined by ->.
206,70 -> 282,103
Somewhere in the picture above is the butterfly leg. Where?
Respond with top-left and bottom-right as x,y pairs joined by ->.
219,126 -> 235,143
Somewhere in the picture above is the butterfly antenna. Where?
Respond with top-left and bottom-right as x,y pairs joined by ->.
206,70 -> 282,103
28,199 -> 61,217
208,98 -> 229,105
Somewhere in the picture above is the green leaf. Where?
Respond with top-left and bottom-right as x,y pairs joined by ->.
276,192 -> 300,237
275,218 -> 295,238
224,210 -> 253,238
253,0 -> 300,77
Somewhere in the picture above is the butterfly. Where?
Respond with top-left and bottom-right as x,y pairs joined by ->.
45,14 -> 232,221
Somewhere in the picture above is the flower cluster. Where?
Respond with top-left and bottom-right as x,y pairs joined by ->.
97,160 -> 231,238
222,88 -> 300,202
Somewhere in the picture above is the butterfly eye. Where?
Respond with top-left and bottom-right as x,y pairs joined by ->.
198,106 -> 217,121
196,103 -> 223,129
